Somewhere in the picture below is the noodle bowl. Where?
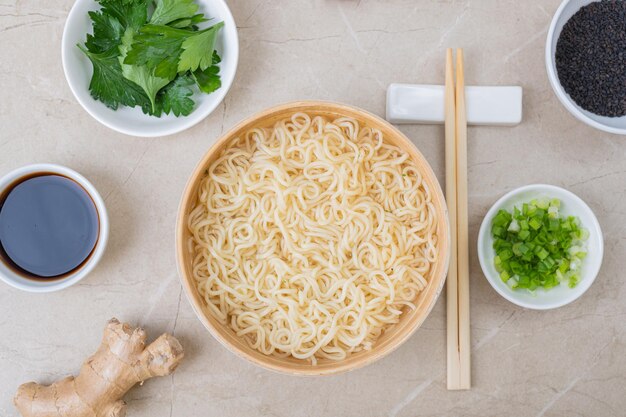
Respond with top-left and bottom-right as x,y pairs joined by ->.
187,110 -> 439,364
177,102 -> 448,374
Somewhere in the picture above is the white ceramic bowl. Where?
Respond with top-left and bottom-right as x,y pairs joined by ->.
546,0 -> 626,135
62,0 -> 239,137
0,164 -> 109,292
478,184 -> 603,310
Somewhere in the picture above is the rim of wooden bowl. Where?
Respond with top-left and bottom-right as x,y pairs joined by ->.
176,100 -> 450,376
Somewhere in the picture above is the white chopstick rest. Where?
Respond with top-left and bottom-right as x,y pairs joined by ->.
386,84 -> 523,126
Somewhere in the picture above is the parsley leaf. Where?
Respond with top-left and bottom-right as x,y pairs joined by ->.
85,11 -> 124,53
140,75 -> 196,117
169,13 -> 208,29
150,0 -> 198,26
160,75 -> 195,116
124,22 -> 222,79
123,24 -> 188,79
78,45 -> 150,110
118,29 -> 170,112
141,99 -> 162,116
99,0 -> 148,31
192,51 -> 221,93
178,21 -> 223,72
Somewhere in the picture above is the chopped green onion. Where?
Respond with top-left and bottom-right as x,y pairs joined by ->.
490,198 -> 588,292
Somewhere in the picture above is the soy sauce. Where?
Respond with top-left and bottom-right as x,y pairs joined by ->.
0,174 -> 99,279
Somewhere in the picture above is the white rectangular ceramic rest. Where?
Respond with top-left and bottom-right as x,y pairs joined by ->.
386,84 -> 523,126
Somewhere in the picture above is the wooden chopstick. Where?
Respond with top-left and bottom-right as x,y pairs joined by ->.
455,48 -> 471,389
444,48 -> 460,390
445,48 -> 471,390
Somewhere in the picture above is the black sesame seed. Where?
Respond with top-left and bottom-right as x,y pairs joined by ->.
555,0 -> 626,118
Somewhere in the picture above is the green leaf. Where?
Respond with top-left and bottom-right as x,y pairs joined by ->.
118,29 -> 170,112
169,13 -> 208,29
192,51 -> 221,93
160,75 -> 195,116
168,17 -> 192,29
85,10 -> 124,53
78,45 -> 150,110
141,101 -> 161,116
98,0 -> 148,31
150,0 -> 198,25
178,21 -> 224,72
123,24 -> 189,79
154,53 -> 183,80
124,23 -> 223,79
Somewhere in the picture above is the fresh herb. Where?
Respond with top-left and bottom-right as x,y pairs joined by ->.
150,0 -> 199,26
99,0 -> 148,32
78,0 -> 223,117
159,74 -> 195,116
84,10 -> 124,53
78,45 -> 150,110
178,23 -> 223,72
122,22 -> 223,79
118,29 -> 170,111
193,51 -> 221,93
491,198 -> 588,292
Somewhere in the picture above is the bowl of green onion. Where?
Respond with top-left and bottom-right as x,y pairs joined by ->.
478,184 -> 603,310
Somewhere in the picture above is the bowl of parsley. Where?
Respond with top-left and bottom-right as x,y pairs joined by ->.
62,0 -> 238,137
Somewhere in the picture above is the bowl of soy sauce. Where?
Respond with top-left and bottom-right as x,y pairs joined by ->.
0,164 -> 109,292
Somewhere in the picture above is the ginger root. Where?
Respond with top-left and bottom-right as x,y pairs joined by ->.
14,318 -> 184,417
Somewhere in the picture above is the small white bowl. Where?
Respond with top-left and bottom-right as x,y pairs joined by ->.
62,0 -> 239,137
477,184 -> 603,310
546,0 -> 626,135
0,164 -> 109,293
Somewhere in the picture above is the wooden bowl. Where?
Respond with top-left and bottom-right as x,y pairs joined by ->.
176,101 -> 450,376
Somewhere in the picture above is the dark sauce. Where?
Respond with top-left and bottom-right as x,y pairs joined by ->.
0,174 -> 99,279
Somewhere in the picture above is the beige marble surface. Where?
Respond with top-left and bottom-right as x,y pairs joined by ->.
1,0 -> 625,416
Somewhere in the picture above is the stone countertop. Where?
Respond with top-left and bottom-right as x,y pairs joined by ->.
1,0 -> 625,416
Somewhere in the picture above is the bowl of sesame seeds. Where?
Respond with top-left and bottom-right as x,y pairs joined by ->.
546,0 -> 626,135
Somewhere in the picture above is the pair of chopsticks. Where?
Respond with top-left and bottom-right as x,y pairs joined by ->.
445,48 -> 471,390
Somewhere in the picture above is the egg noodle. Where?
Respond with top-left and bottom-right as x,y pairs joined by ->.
188,112 -> 438,364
